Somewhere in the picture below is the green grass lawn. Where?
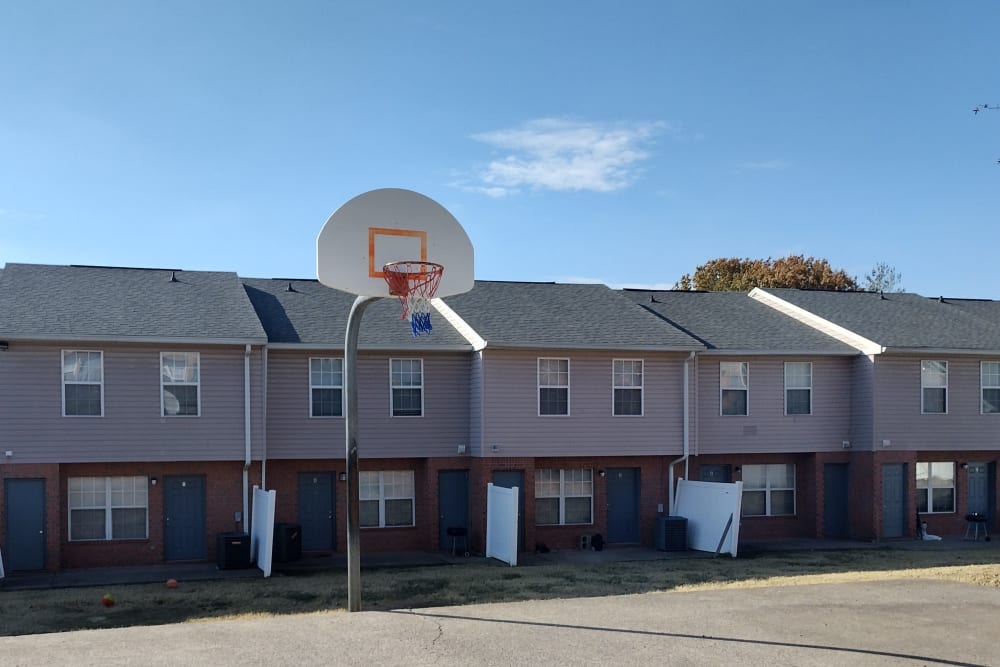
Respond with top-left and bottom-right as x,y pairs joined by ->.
2,548 -> 999,637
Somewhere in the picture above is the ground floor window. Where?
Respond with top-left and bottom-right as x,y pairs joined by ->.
741,464 -> 795,517
68,476 -> 148,541
360,471 -> 415,527
535,469 -> 593,525
916,462 -> 955,513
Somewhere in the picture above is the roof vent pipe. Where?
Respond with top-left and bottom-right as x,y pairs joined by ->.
286,282 -> 296,292
169,271 -> 178,283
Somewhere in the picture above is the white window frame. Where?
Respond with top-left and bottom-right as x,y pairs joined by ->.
68,476 -> 149,541
389,358 -> 424,418
161,352 -> 201,417
309,357 -> 344,418
720,361 -> 749,416
359,470 -> 415,528
784,362 -> 812,416
534,469 -> 593,525
538,357 -> 570,417
612,359 -> 644,417
981,361 -> 1000,414
916,462 -> 956,514
741,464 -> 796,517
920,360 -> 948,415
62,349 -> 104,417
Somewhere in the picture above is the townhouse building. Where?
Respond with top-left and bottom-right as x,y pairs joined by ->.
0,264 -> 267,571
750,288 -> 1000,539
624,290 -> 861,541
2,263 -> 999,573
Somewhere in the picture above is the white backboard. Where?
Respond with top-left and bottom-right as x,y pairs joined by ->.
316,188 -> 474,297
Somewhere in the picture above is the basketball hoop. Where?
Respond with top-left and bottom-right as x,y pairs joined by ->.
382,261 -> 444,336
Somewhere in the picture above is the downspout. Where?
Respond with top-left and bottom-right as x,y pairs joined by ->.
243,344 -> 251,533
261,346 -> 268,490
668,351 -> 696,512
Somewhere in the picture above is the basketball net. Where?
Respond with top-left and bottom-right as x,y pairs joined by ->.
382,261 -> 444,337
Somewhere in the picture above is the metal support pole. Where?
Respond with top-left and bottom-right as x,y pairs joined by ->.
345,295 -> 380,612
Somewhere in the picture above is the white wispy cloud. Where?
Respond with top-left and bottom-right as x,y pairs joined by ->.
466,118 -> 665,196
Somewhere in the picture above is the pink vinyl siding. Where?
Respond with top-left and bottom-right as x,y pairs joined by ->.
850,355 -> 875,451
265,350 -> 470,459
0,343 -> 263,463
874,354 -> 1000,451
697,356 -> 852,454
481,349 -> 686,457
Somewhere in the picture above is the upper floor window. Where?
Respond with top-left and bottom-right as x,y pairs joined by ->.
720,361 -> 749,416
535,469 -> 593,525
161,352 -> 200,416
63,350 -> 104,416
613,359 -> 643,416
741,464 -> 795,517
68,476 -> 148,541
310,357 -> 343,417
921,360 -> 947,414
982,361 -> 1000,414
390,358 -> 423,417
784,362 -> 812,416
538,358 -> 569,416
359,470 -> 415,527
916,462 -> 955,513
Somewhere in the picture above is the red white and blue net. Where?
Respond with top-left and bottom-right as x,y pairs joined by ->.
382,261 -> 444,337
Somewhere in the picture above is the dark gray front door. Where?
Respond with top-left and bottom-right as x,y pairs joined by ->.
438,470 -> 469,551
298,472 -> 335,552
492,470 -> 525,552
967,462 -> 991,524
881,463 -> 906,538
164,475 -> 206,561
4,478 -> 46,571
823,463 -> 850,538
606,468 -> 640,544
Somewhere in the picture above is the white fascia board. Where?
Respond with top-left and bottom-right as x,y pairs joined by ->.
748,288 -> 884,355
266,342 -> 473,353
698,349 -> 861,357
483,343 -> 705,352
882,347 -> 1000,356
431,297 -> 488,351
2,334 -> 268,346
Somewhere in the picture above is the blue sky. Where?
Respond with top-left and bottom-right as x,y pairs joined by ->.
1,2 -> 997,297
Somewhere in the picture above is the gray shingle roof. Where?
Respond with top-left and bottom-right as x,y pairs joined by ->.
759,289 -> 1000,351
621,290 -> 858,354
241,278 -> 470,349
441,281 -> 703,350
0,263 -> 266,343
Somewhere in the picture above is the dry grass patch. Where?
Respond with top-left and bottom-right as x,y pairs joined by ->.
2,547 -> 998,637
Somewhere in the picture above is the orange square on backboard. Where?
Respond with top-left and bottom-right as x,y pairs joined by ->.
368,228 -> 428,277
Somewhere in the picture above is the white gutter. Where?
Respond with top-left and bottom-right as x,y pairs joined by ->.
668,351 -> 696,511
242,344 -> 251,532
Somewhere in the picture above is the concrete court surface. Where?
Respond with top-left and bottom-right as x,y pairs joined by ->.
2,579 -> 998,666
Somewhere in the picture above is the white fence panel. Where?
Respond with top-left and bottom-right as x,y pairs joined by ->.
251,486 -> 277,577
673,479 -> 743,557
486,483 -> 518,566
